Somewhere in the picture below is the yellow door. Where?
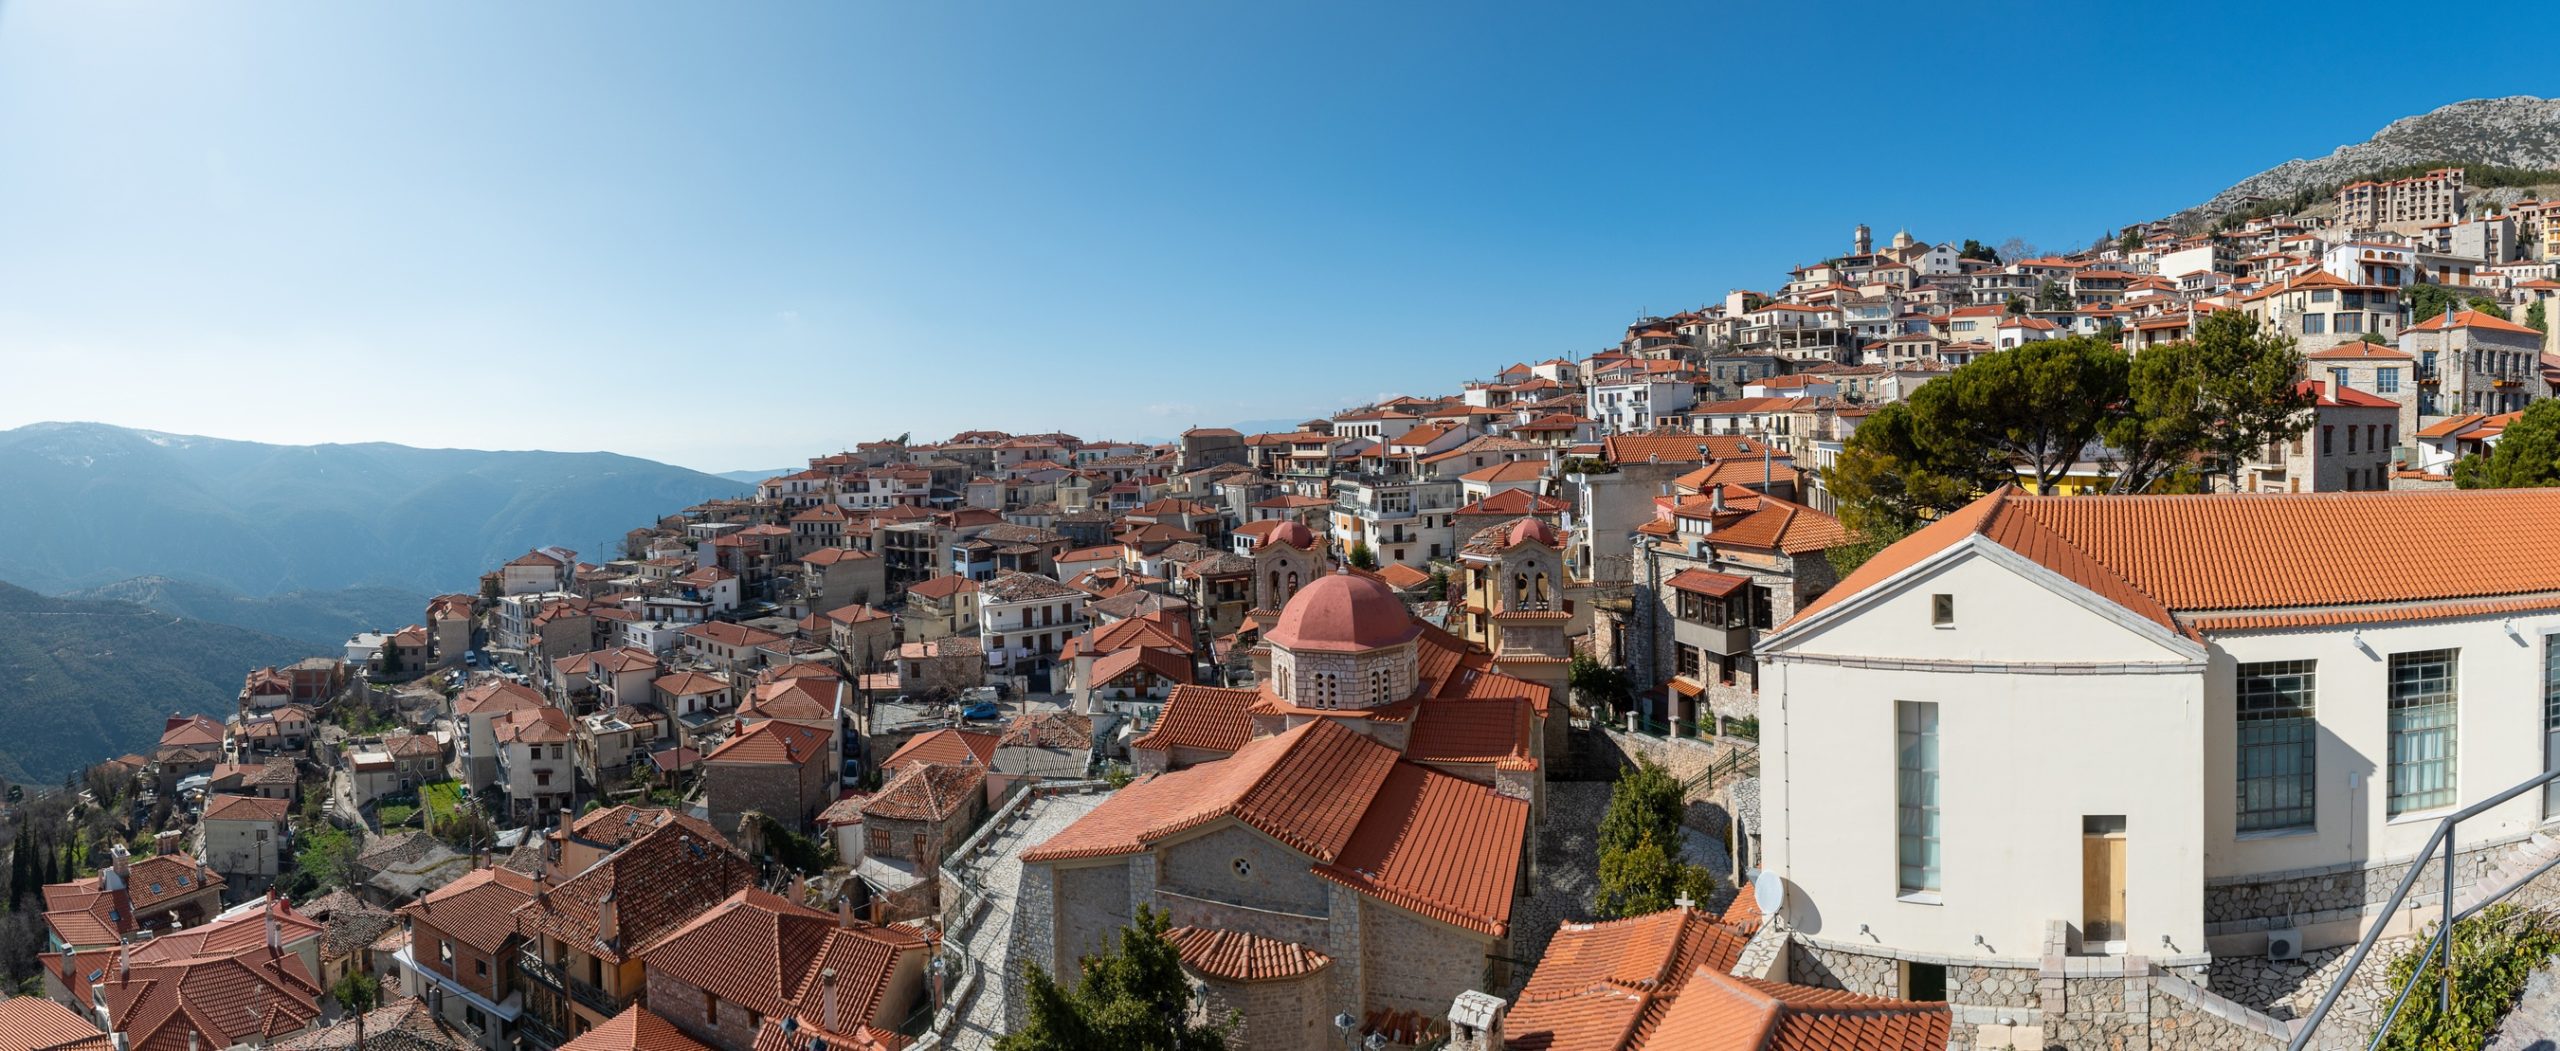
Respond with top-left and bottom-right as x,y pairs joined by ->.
2083,833 -> 2126,944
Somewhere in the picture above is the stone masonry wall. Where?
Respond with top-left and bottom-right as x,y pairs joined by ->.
1360,900 -> 1498,1023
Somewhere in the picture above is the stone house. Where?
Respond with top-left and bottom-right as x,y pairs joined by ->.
397,865 -> 538,1049
854,763 -> 987,919
199,793 -> 293,893
701,721 -> 836,835
634,890 -> 930,1051
2402,307 -> 2544,416
798,547 -> 885,613
896,575 -> 977,643
511,822 -> 756,1047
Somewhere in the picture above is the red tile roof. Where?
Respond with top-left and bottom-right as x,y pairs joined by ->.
705,721 -> 832,766
1793,487 -> 2560,637
1166,926 -> 1332,982
558,1007 -> 714,1051
1308,762 -> 1528,936
1506,906 -> 1756,1051
860,763 -> 986,824
2410,308 -> 2541,336
100,948 -> 323,1051
514,822 -> 755,963
881,729 -> 999,774
399,867 -> 539,954
1130,685 -> 1258,756
1644,970 -> 1950,1051
203,794 -> 293,823
635,889 -> 836,1017
0,991 -> 111,1051
1665,569 -> 1750,598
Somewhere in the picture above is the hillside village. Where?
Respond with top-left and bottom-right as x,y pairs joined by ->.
17,166 -> 2560,1051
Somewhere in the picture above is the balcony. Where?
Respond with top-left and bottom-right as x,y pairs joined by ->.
519,948 -> 631,1019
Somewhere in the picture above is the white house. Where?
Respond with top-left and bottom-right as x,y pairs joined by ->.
1752,485 -> 2560,1020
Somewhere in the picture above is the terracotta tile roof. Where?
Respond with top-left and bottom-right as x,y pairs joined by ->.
999,711 -> 1093,750
881,729 -> 999,774
454,680 -> 546,716
0,992 -> 110,1051
1506,906 -> 1757,1051
1025,719 -> 1397,863
1308,762 -> 1528,936
860,763 -> 987,824
515,822 -> 755,963
1665,569 -> 1750,598
100,948 -> 323,1051
158,715 -> 225,749
559,1007 -> 714,1051
495,706 -> 573,745
686,622 -> 786,649
1129,685 -> 1258,755
706,720 -> 832,766
2300,380 -> 2398,409
271,996 -> 473,1051
1088,645 -> 1193,689
742,678 -> 837,722
1456,489 -> 1571,516
399,867 -> 539,954
1165,926 -> 1332,982
1378,563 -> 1434,590
1795,487 -> 2560,638
1403,698 -> 1538,769
203,794 -> 293,823
1644,970 -> 1949,1051
770,924 -> 934,1043
2305,342 -> 2414,361
569,806 -> 731,854
635,889 -> 836,1017
2410,308 -> 2541,336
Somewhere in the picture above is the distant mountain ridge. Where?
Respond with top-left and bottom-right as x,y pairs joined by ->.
64,576 -> 429,649
2174,96 -> 2560,224
0,581 -> 312,784
0,422 -> 750,598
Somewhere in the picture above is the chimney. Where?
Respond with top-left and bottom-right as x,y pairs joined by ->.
837,894 -> 856,929
1448,990 -> 1507,1051
596,891 -> 619,949
560,807 -> 574,834
820,968 -> 840,1033
266,889 -> 282,955
1709,487 -> 1726,514
188,1033 -> 199,1051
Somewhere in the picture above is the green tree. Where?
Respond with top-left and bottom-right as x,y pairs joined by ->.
2406,284 -> 2460,324
2453,400 -> 2560,489
1568,653 -> 1633,720
330,970 -> 382,1014
1594,759 -> 1718,919
2117,228 -> 2143,254
1912,336 -> 2126,496
2466,296 -> 2509,320
1825,400 -> 2008,539
1346,542 -> 1379,570
2378,904 -> 2560,1051
1957,239 -> 1998,264
2098,339 -> 2213,495
998,905 -> 1232,1051
2004,295 -> 2027,315
2183,311 -> 2315,489
2034,279 -> 2073,312
2529,299 -> 2548,334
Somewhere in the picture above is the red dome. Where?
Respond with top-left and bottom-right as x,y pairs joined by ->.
1266,521 -> 1317,551
1504,517 -> 1560,549
1264,571 -> 1420,654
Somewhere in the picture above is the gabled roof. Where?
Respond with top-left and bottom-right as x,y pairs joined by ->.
705,721 -> 832,766
1130,685 -> 1258,755
1789,487 -> 2560,638
880,728 -> 999,773
1505,905 -> 1756,1051
557,1007 -> 714,1051
860,763 -> 986,824
0,993 -> 110,1051
2410,308 -> 2540,336
203,794 -> 292,824
514,822 -> 756,963
400,867 -> 539,954
634,890 -> 836,1017
1645,970 -> 1950,1051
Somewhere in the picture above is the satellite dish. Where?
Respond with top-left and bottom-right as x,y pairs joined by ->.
1751,869 -> 1787,918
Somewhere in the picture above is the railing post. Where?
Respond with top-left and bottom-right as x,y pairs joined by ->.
2441,826 -> 2455,1015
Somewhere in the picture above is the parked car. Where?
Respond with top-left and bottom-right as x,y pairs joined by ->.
961,701 -> 1002,721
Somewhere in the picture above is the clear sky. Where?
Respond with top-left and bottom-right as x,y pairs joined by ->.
2,1 -> 2551,472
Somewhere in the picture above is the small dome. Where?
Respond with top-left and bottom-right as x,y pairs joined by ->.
1265,571 -> 1420,654
1266,521 -> 1317,551
1505,517 -> 1561,549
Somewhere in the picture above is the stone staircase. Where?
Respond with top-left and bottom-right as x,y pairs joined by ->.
2455,832 -> 2560,917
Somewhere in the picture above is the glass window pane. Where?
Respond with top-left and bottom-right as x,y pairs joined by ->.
2388,650 -> 2459,815
2236,660 -> 2316,831
1897,701 -> 1940,894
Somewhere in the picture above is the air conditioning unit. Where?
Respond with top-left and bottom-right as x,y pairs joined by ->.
2265,927 -> 2303,962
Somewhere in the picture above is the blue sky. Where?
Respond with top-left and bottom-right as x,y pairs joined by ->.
1,1 -> 2550,472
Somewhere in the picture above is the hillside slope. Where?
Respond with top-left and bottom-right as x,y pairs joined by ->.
63,577 -> 429,649
0,582 -> 312,784
0,422 -> 748,597
2176,96 -> 2560,223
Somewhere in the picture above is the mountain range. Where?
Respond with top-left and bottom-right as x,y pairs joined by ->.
0,582 -> 312,784
0,422 -> 750,601
2173,95 -> 2560,224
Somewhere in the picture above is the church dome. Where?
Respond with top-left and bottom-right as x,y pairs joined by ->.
1264,571 -> 1420,654
1266,521 -> 1317,550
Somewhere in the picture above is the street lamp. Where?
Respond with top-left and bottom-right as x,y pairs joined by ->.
1333,1012 -> 1356,1051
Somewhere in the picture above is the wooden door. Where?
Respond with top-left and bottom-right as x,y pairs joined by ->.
2082,833 -> 2126,944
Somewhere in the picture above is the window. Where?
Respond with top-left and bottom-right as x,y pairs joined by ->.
440,939 -> 454,967
1903,961 -> 1946,1002
476,958 -> 489,977
2322,426 -> 2334,455
2302,314 -> 2326,335
2388,649 -> 2460,815
1896,701 -> 1941,896
2547,636 -> 2560,819
1930,594 -> 1954,627
2236,660 -> 2317,832
1231,857 -> 1252,879
1675,644 -> 1701,678
705,991 -> 719,1019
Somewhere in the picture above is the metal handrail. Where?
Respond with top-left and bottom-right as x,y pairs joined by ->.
2286,766 -> 2560,1050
